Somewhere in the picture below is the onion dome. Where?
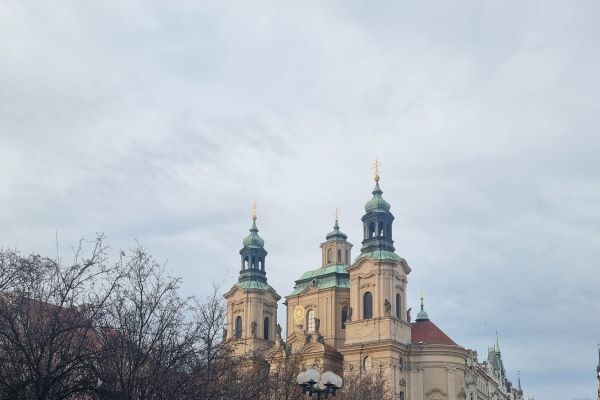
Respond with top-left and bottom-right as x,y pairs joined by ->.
243,219 -> 265,248
364,181 -> 391,212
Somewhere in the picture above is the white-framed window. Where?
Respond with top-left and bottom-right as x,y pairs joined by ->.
307,309 -> 316,332
362,356 -> 373,371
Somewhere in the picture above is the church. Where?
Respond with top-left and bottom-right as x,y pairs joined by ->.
223,166 -> 528,400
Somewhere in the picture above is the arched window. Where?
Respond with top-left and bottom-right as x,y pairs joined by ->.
368,222 -> 375,238
337,249 -> 341,263
396,293 -> 401,318
307,309 -> 316,332
341,306 -> 348,329
327,249 -> 332,264
259,257 -> 264,270
363,292 -> 373,319
251,256 -> 256,269
362,356 -> 372,371
378,221 -> 384,236
263,317 -> 269,340
244,257 -> 249,269
387,223 -> 392,237
345,249 -> 349,264
235,316 -> 242,339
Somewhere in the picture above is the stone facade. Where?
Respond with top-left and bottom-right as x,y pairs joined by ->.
223,173 -> 528,400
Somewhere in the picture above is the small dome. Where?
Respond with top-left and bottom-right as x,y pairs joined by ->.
364,182 -> 391,212
416,308 -> 429,322
326,220 -> 348,241
242,220 -> 264,248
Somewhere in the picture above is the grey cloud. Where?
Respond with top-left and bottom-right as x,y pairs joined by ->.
1,1 -> 599,398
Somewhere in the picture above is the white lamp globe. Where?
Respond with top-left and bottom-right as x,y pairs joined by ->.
321,371 -> 336,385
296,371 -> 307,385
305,368 -> 320,383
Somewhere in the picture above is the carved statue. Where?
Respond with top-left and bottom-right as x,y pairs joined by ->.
222,327 -> 227,340
276,323 -> 282,339
407,307 -> 412,322
250,321 -> 257,338
314,318 -> 320,333
347,306 -> 353,322
384,299 -> 391,316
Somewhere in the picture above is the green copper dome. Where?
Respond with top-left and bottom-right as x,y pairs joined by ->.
242,219 -> 264,248
364,181 -> 391,212
416,308 -> 429,322
416,294 -> 429,321
326,220 -> 348,241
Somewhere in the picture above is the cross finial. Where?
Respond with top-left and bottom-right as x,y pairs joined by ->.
373,159 -> 381,182
252,202 -> 257,221
334,207 -> 340,221
420,289 -> 424,310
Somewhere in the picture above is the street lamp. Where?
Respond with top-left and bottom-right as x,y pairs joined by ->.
297,369 -> 343,399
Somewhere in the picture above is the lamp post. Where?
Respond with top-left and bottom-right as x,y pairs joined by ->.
297,369 -> 343,399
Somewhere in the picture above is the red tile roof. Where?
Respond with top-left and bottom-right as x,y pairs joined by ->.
411,320 -> 457,346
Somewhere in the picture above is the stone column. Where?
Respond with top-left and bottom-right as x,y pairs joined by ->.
447,367 -> 456,400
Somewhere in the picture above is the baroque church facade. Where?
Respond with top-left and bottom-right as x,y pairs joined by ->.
223,170 -> 529,400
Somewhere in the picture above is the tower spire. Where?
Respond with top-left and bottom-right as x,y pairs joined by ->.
360,160 -> 396,255
238,203 -> 268,283
495,330 -> 500,353
373,158 -> 381,182
416,289 -> 429,322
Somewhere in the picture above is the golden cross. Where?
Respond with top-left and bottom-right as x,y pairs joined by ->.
373,159 -> 381,182
252,202 -> 257,221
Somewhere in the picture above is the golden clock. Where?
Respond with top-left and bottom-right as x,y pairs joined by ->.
293,305 -> 305,323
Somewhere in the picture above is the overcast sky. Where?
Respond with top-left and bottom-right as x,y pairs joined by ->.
1,1 -> 599,398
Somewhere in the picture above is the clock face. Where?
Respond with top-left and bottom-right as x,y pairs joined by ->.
293,305 -> 305,323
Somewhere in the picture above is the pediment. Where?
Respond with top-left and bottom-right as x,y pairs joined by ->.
425,388 -> 447,400
264,345 -> 287,360
302,341 -> 327,353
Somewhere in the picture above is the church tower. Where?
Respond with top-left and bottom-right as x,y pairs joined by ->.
223,207 -> 281,355
285,217 -> 352,358
341,163 -> 412,397
343,163 -> 412,347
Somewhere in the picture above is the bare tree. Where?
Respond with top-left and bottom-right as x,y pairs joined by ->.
261,353 -> 304,400
0,235 -> 115,400
336,363 -> 392,400
93,246 -> 197,400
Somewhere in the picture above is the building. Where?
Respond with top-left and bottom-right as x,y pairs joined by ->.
223,169 -> 527,400
597,344 -> 600,400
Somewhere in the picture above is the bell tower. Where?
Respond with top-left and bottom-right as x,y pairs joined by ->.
343,161 -> 412,365
223,205 -> 281,355
320,211 -> 353,267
